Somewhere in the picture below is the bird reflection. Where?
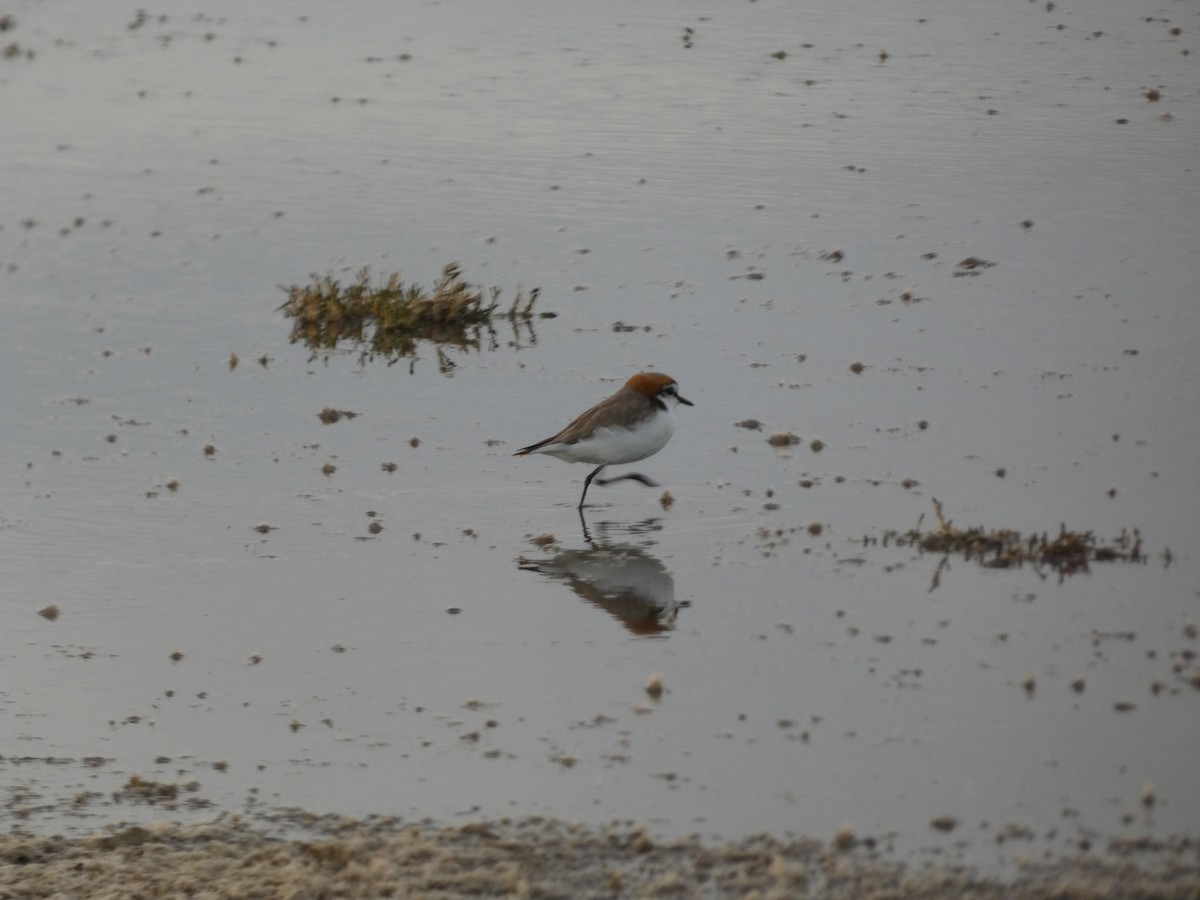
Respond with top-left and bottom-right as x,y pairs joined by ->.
519,516 -> 684,636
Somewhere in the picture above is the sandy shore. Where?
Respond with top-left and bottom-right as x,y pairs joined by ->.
3,815 -> 1198,899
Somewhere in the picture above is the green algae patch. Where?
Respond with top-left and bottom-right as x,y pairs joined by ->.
279,262 -> 543,368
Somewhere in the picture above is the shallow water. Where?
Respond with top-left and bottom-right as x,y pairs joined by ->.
2,0 -> 1198,869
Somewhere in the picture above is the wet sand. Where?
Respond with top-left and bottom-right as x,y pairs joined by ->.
3,815 -> 1198,899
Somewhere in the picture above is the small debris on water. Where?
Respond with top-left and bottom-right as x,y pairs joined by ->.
767,431 -> 800,448
318,408 -> 358,424
117,776 -> 177,804
1141,781 -> 1157,808
659,491 -> 675,510
645,673 -> 664,699
954,257 -> 996,276
38,603 -> 60,621
530,533 -> 557,548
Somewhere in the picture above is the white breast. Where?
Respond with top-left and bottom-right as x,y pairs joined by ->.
549,407 -> 675,466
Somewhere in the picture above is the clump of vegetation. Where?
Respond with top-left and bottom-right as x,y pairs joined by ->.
279,262 -> 543,369
876,498 -> 1145,590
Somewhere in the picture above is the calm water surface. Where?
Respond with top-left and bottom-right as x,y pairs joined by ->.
2,0 -> 1198,868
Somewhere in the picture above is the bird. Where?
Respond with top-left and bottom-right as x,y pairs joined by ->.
513,372 -> 693,509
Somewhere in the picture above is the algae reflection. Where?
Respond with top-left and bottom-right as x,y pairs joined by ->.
279,262 -> 548,370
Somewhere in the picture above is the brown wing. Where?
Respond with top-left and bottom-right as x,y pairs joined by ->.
513,386 -> 648,456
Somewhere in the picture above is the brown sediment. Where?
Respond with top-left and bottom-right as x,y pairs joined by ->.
0,816 -> 1196,899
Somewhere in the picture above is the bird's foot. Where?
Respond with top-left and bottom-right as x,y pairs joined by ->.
595,472 -> 659,488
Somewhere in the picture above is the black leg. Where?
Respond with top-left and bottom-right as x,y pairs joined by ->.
594,472 -> 659,489
578,465 -> 607,509
577,505 -> 597,546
